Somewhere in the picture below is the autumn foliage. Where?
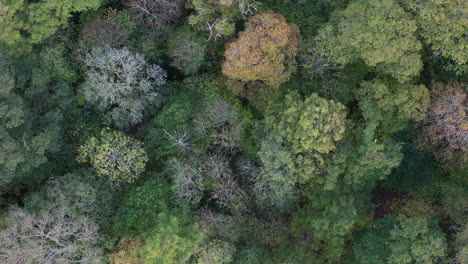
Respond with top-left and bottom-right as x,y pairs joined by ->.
222,11 -> 300,87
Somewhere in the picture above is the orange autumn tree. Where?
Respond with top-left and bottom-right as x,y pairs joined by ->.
222,11 -> 300,87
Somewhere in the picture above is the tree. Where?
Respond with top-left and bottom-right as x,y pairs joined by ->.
112,173 -> 173,236
255,139 -> 297,210
195,240 -> 235,264
194,98 -> 244,152
419,82 -> 467,163
81,19 -> 131,48
167,158 -> 205,207
77,128 -> 148,183
260,91 -> 347,183
0,205 -> 102,264
167,27 -> 207,75
389,216 -> 448,264
24,169 -> 117,230
222,11 -> 300,87
402,0 -> 468,74
454,225 -> 468,264
350,215 -> 394,264
125,0 -> 183,28
351,216 -> 448,264
315,0 -> 422,82
356,79 -> 430,134
0,50 -> 75,194
0,0 -> 103,48
140,212 -> 203,264
265,92 -> 347,154
187,0 -> 261,39
82,45 -> 167,129
111,236 -> 145,264
288,94 -> 403,261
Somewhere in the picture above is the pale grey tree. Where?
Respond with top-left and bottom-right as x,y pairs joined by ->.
83,46 -> 167,129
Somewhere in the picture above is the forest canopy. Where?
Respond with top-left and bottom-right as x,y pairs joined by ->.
0,0 -> 466,263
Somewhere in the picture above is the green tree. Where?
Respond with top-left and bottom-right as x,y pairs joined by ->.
0,50 -> 74,194
351,216 -> 448,264
454,225 -> 468,264
290,98 -> 403,261
112,173 -> 173,236
350,216 -> 395,264
140,212 -> 203,264
402,0 -> 468,74
356,79 -> 430,134
0,0 -> 103,48
255,139 -> 297,210
260,91 -> 347,183
316,0 -> 422,82
222,11 -> 300,87
167,27 -> 207,75
77,128 -> 148,183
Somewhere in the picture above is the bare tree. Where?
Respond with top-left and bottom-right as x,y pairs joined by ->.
204,154 -> 232,181
81,20 -> 130,48
0,205 -> 102,264
213,176 -> 248,214
164,129 -> 192,152
125,0 -> 183,28
168,158 -> 204,206
419,82 -> 467,164
196,209 -> 242,242
300,40 -> 340,80
194,98 -> 243,152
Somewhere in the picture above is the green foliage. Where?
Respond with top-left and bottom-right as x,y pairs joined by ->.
0,0 -> 103,48
266,0 -> 326,37
167,26 -> 207,75
439,182 -> 468,227
261,91 -> 347,183
356,79 -> 430,134
140,212 -> 203,264
77,128 -> 148,183
141,75 -> 247,161
265,92 -> 347,154
233,240 -> 321,264
383,144 -> 434,192
402,0 -> 468,74
255,139 -> 297,210
454,225 -> 468,264
112,173 -> 174,236
0,51 -> 75,194
24,169 -> 118,234
389,216 -> 448,264
316,0 -> 422,82
351,216 -> 448,264
350,216 -> 395,264
0,0 -> 464,262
